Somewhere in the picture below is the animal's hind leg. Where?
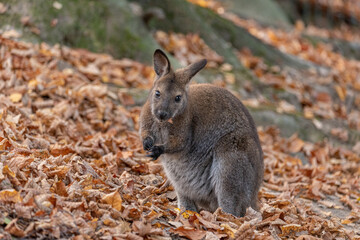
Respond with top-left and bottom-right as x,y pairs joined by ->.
177,193 -> 198,212
215,150 -> 257,217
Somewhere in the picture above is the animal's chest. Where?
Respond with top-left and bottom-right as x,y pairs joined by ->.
161,153 -> 216,200
152,124 -> 169,145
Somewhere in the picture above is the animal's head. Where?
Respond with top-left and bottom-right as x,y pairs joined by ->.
150,49 -> 207,122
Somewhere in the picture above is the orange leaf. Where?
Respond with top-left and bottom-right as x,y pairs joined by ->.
288,138 -> 305,153
9,93 -> 22,103
28,79 -> 38,88
281,224 -> 302,236
5,219 -> 25,238
316,92 -> 331,103
50,145 -> 74,157
220,223 -> 237,238
341,219 -> 352,225
53,180 -> 68,197
309,180 -> 325,199
303,107 -> 314,119
0,189 -> 22,203
335,85 -> 346,101
101,191 -> 122,211
170,226 -> 206,240
181,210 -> 195,219
3,165 -> 16,178
103,218 -> 116,227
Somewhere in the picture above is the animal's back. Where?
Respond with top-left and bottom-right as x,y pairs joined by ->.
188,84 -> 260,146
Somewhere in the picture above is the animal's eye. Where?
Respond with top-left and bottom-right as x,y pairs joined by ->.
155,90 -> 161,98
175,95 -> 181,102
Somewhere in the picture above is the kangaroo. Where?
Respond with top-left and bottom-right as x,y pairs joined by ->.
139,49 -> 264,217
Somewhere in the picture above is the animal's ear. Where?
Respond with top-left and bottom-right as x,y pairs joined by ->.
153,49 -> 171,77
180,59 -> 207,83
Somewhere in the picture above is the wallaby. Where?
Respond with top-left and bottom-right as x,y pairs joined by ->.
139,49 -> 264,217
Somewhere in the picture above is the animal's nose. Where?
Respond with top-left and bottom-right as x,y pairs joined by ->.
158,111 -> 168,120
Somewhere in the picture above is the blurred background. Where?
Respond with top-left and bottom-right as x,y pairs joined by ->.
1,0 -> 360,150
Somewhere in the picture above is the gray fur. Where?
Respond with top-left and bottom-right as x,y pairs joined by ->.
139,49 -> 264,217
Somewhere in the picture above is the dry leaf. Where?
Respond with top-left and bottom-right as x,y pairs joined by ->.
0,189 -> 22,203
9,93 -> 22,103
341,219 -> 353,225
220,223 -> 237,238
335,85 -> 346,101
277,100 -> 296,114
281,224 -> 302,236
3,29 -> 21,38
170,226 -> 206,240
288,137 -> 305,153
296,235 -> 322,240
77,85 -> 107,100
196,214 -> 220,230
5,219 -> 25,238
101,190 -> 122,211
53,180 -> 68,197
3,165 -> 16,178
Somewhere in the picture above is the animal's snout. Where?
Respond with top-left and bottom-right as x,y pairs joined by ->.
157,111 -> 169,121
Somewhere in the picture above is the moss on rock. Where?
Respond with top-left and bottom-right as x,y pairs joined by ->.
1,0 -> 161,63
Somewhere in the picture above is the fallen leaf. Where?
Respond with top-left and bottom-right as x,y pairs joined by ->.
103,218 -> 117,227
335,85 -> 346,101
101,190 -> 122,211
2,29 -> 21,38
132,220 -> 164,236
5,219 -> 25,238
52,180 -> 68,197
288,137 -> 305,153
280,224 -> 302,236
77,85 -> 107,100
277,100 -> 296,114
0,189 -> 22,203
3,165 -> 16,178
220,223 -> 237,238
196,213 -> 220,230
170,226 -> 206,240
9,93 -> 22,103
341,219 -> 353,225
316,92 -> 331,103
318,200 -> 334,208
296,235 -> 322,240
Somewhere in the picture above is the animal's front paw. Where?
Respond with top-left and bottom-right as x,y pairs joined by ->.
143,136 -> 154,151
146,145 -> 164,160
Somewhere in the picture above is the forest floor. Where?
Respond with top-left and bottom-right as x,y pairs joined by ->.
0,1 -> 360,240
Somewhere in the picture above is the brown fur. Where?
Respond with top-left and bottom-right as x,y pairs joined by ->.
139,49 -> 264,217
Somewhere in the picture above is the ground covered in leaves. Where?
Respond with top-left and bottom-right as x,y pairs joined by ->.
0,33 -> 359,239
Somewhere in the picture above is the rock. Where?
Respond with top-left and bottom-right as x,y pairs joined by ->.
221,0 -> 291,28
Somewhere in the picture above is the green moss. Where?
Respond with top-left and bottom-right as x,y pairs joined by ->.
0,0 -> 161,63
30,0 -> 111,51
